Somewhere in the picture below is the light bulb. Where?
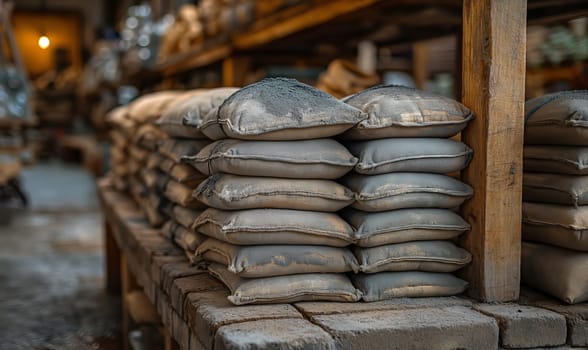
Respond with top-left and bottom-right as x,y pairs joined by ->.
38,35 -> 50,49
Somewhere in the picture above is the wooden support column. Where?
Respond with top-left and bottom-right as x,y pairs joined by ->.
104,219 -> 121,294
412,41 -> 428,90
459,0 -> 526,302
222,57 -> 251,87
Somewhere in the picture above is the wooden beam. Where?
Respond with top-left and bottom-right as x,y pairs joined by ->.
459,0 -> 526,302
222,56 -> 251,87
104,219 -> 121,294
412,41 -> 428,89
160,44 -> 231,77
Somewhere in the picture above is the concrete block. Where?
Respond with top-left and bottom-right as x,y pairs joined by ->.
170,274 -> 227,318
296,296 -> 473,316
312,306 -> 499,350
475,304 -> 567,348
214,318 -> 336,350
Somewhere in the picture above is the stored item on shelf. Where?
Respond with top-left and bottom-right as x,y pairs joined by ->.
523,172 -> 588,206
162,220 -> 205,253
170,205 -> 202,231
158,160 -> 206,187
163,178 -> 206,209
317,59 -> 380,98
524,145 -> 588,175
158,138 -> 210,163
127,91 -> 183,123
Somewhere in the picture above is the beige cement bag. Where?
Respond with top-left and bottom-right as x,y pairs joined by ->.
157,158 -> 206,188
171,205 -> 202,230
522,202 -> 588,251
523,172 -> 588,206
162,220 -> 205,252
522,242 -> 588,304
158,139 -> 210,163
144,190 -> 167,228
201,78 -> 366,140
524,91 -> 588,146
524,145 -> 588,175
353,241 -> 471,273
341,208 -> 470,247
194,173 -> 354,211
341,172 -> 473,212
196,238 -> 359,277
351,271 -> 468,302
129,145 -> 149,164
346,138 -> 472,175
193,208 -> 354,247
147,153 -> 167,170
208,263 -> 362,305
163,179 -> 206,209
133,124 -> 168,151
185,139 -> 357,179
127,91 -> 183,124
342,85 -> 473,140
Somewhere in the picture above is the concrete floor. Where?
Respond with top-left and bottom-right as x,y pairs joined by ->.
0,161 -> 121,350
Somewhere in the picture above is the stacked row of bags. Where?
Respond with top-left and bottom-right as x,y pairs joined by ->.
522,90 -> 588,304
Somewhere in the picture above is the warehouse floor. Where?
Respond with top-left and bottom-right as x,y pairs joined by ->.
0,161 -> 121,350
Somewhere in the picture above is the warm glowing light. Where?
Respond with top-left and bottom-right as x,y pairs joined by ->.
38,35 -> 50,49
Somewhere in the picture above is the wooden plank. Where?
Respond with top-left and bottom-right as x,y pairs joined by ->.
161,44 -> 231,77
459,0 -> 526,302
412,41 -> 428,89
222,57 -> 251,87
104,219 -> 121,294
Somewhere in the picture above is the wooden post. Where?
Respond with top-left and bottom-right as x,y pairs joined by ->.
222,56 -> 251,87
104,220 -> 121,294
121,254 -> 139,350
459,0 -> 526,302
412,41 -> 428,90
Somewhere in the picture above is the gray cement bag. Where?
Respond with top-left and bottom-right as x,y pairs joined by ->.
524,145 -> 588,175
346,138 -> 472,175
523,172 -> 588,206
158,138 -> 210,163
156,88 -> 238,138
341,172 -> 473,212
171,205 -> 202,230
341,85 -> 473,140
194,173 -> 354,212
193,208 -> 354,247
351,271 -> 468,302
184,139 -> 357,179
196,238 -> 359,277
524,91 -> 588,146
522,202 -> 588,251
164,179 -> 206,209
522,242 -> 588,304
341,208 -> 470,247
353,241 -> 471,273
208,263 -> 362,305
200,78 -> 366,141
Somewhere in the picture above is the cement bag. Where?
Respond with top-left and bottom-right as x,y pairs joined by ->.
524,145 -> 588,175
522,202 -> 588,251
156,88 -> 238,138
196,238 -> 359,277
110,129 -> 127,148
194,173 -> 354,211
341,172 -> 473,212
133,124 -> 168,151
158,139 -> 210,163
208,263 -> 362,305
158,159 -> 206,188
171,205 -> 202,230
163,179 -> 206,209
522,242 -> 588,304
140,169 -> 161,190
184,139 -> 357,179
200,78 -> 366,140
144,190 -> 167,228
146,152 -> 167,170
342,85 -> 473,140
353,241 -> 471,273
341,208 -> 470,247
523,172 -> 588,206
351,271 -> 468,302
162,220 -> 205,252
524,91 -> 588,146
346,138 -> 472,175
127,91 -> 183,124
193,208 -> 354,247
129,145 -> 149,164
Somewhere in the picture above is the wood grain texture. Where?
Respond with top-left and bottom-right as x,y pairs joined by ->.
459,0 -> 526,302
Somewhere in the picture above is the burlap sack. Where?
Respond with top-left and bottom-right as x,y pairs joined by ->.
342,85 -> 473,140
200,78 -> 366,140
109,129 -> 127,148
127,91 -> 184,124
341,172 -> 473,212
157,158 -> 206,188
146,153 -> 167,170
341,208 -> 470,247
208,263 -> 362,305
158,139 -> 210,163
133,124 -> 168,151
163,179 -> 206,209
523,172 -> 588,206
522,242 -> 588,304
524,145 -> 588,175
171,205 -> 202,230
129,145 -> 149,164
351,271 -> 468,302
353,241 -> 471,273
164,220 -> 205,252
522,202 -> 588,251
196,238 -> 359,277
194,173 -> 354,211
524,91 -> 588,146
346,138 -> 472,175
143,190 -> 167,228
193,208 -> 354,247
185,139 -> 357,179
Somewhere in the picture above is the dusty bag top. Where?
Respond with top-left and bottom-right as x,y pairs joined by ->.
204,78 -> 366,140
525,91 -> 588,146
194,173 -> 354,212
127,91 -> 184,123
524,145 -> 588,174
346,138 -> 473,175
523,172 -> 588,206
342,85 -> 473,139
196,238 -> 359,277
208,263 -> 362,305
193,208 -> 354,246
523,202 -> 588,230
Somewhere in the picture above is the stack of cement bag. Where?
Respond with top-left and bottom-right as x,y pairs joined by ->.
154,88 -> 238,262
185,78 -> 365,305
106,105 -> 132,192
339,86 -> 474,302
522,90 -> 588,304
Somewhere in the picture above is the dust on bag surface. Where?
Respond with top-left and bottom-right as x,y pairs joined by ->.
524,145 -> 588,175
523,172 -> 588,206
